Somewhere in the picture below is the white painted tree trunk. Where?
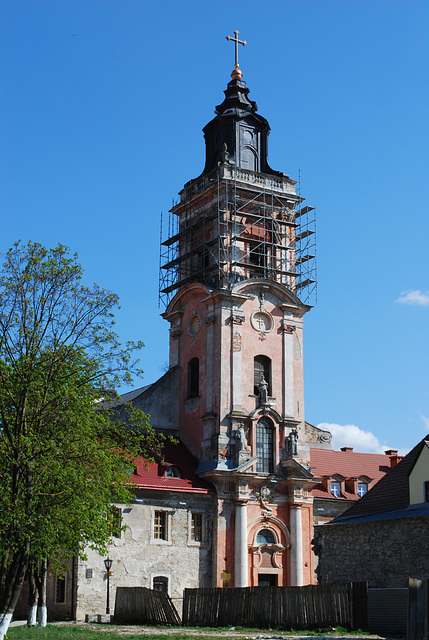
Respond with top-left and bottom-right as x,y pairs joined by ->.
37,558 -> 48,627
0,613 -> 12,640
28,604 -> 37,626
38,605 -> 47,627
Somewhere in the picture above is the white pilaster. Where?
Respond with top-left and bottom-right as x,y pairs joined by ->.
289,504 -> 303,586
234,500 -> 248,587
230,315 -> 244,411
205,313 -> 216,413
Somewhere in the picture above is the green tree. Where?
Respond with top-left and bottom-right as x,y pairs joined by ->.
0,241 -> 163,639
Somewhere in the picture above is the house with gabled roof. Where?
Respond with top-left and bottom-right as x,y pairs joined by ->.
313,435 -> 429,588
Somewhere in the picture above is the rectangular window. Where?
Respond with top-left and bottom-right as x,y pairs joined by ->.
425,481 -> 429,503
153,576 -> 168,593
256,418 -> 274,473
191,513 -> 203,542
357,482 -> 368,497
55,576 -> 66,604
330,481 -> 341,497
111,507 -> 122,538
154,510 -> 168,540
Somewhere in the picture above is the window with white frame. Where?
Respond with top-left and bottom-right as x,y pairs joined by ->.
357,482 -> 368,497
153,510 -> 168,540
330,481 -> 341,497
153,576 -> 168,593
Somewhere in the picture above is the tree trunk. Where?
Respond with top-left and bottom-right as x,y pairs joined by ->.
0,543 -> 29,640
36,559 -> 48,627
27,562 -> 37,627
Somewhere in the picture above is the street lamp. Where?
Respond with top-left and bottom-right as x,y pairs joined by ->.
104,557 -> 113,615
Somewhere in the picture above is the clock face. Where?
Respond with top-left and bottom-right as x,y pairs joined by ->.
251,311 -> 273,333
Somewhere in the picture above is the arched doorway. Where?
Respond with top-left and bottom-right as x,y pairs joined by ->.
248,520 -> 289,586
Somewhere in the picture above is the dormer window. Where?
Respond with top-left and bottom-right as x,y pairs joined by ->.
166,466 -> 181,478
330,481 -> 341,497
357,482 -> 368,497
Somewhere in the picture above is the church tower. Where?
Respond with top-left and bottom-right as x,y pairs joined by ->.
160,36 -> 318,587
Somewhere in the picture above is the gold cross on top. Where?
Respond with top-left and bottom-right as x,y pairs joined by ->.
226,30 -> 247,68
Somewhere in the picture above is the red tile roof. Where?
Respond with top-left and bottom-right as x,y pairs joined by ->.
310,447 -> 397,501
129,439 -> 215,494
333,436 -> 429,521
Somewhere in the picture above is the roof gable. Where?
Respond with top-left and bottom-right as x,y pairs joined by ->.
409,440 -> 429,505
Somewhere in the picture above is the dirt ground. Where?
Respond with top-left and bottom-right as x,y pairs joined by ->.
52,621 -> 404,640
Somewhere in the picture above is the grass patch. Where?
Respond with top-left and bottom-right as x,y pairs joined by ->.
6,623 -> 373,639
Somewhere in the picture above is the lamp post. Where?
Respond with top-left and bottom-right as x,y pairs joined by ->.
104,557 -> 113,615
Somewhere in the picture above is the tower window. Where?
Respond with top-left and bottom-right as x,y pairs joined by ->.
187,358 -> 199,398
256,417 -> 274,473
249,242 -> 267,269
254,355 -> 271,396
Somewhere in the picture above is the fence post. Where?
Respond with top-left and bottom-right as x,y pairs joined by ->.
407,578 -> 428,640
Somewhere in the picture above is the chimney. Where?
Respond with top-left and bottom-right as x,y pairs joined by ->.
340,447 -> 353,452
385,449 -> 401,468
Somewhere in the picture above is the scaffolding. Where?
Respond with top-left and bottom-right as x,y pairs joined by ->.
159,166 -> 316,309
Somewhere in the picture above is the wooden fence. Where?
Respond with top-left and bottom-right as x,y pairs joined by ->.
114,587 -> 181,626
183,582 -> 367,630
407,578 -> 428,640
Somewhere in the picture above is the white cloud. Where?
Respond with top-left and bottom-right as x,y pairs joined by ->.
418,412 -> 429,431
395,290 -> 429,306
317,422 -> 393,454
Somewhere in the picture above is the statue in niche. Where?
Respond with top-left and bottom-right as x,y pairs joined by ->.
235,425 -> 247,452
220,142 -> 229,165
258,376 -> 268,406
285,428 -> 298,458
235,425 -> 250,466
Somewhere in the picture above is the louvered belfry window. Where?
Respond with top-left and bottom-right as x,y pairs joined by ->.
256,417 -> 274,473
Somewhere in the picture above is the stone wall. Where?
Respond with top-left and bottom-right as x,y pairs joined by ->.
313,497 -> 353,526
313,516 -> 429,588
75,489 -> 215,620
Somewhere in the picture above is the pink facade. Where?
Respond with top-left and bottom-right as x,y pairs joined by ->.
159,62 -> 319,588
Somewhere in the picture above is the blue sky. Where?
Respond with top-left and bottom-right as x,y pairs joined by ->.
1,0 -> 428,454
